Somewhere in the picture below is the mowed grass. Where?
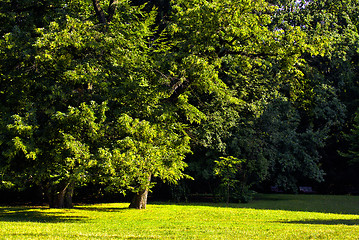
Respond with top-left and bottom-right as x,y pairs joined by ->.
0,194 -> 359,239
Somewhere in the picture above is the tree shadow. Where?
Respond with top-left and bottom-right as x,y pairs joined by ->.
281,219 -> 359,226
0,207 -> 88,223
244,194 -> 359,215
74,206 -> 129,212
152,194 -> 359,215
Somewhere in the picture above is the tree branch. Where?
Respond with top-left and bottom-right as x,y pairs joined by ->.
167,79 -> 190,103
107,0 -> 118,23
92,0 -> 107,25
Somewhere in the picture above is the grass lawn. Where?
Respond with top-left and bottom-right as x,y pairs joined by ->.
0,194 -> 358,239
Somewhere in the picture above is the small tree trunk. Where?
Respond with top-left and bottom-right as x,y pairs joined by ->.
47,182 -> 73,208
226,182 -> 230,204
64,182 -> 74,208
129,174 -> 151,209
56,187 -> 67,208
46,186 -> 55,208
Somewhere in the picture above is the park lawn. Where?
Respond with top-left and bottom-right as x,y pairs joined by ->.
0,194 -> 358,239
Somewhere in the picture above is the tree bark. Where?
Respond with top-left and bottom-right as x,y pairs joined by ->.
64,182 -> 74,208
129,174 -> 151,209
129,188 -> 149,209
56,187 -> 67,208
47,182 -> 74,208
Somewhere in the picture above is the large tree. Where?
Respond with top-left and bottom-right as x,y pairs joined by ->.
0,0 -> 192,209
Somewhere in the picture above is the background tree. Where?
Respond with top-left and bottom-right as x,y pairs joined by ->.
165,0 -> 332,197
214,156 -> 247,203
270,0 -> 359,193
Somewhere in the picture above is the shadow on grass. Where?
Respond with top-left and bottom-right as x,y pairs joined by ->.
0,207 -> 87,223
74,206 -> 128,212
153,194 -> 359,215
245,194 -> 359,215
282,219 -> 359,225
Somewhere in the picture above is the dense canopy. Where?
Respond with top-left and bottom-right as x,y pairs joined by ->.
1,0 -> 358,208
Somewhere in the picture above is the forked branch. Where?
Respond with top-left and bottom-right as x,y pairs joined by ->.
92,0 -> 118,25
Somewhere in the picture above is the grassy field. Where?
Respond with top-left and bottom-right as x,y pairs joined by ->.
0,194 -> 358,239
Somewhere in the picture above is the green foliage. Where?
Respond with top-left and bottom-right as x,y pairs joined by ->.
214,156 -> 244,182
98,114 -> 191,194
276,0 -> 359,190
0,0 -> 191,206
258,98 -> 326,190
1,0 -> 359,204
182,0 -> 340,195
214,156 -> 254,203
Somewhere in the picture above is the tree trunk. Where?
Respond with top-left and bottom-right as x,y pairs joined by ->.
129,188 -> 149,209
56,187 -> 66,208
129,174 -> 151,209
64,182 -> 74,208
47,182 -> 74,208
226,182 -> 230,204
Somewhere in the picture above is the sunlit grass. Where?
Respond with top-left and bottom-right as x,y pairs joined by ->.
0,194 -> 358,239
